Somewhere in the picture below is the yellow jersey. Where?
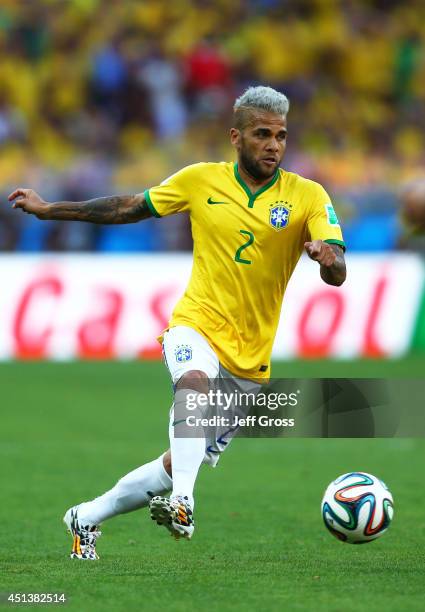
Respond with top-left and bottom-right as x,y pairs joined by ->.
145,162 -> 344,380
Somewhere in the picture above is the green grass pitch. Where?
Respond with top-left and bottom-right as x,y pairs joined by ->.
1,358 -> 424,611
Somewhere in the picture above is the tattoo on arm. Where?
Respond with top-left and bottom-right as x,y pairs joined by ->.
43,194 -> 152,224
320,244 -> 346,286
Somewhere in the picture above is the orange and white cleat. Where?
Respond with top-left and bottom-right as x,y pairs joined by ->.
63,506 -> 101,560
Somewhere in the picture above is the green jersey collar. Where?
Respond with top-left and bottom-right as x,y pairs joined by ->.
233,162 -> 280,208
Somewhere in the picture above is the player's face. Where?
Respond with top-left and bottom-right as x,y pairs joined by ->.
231,111 -> 287,181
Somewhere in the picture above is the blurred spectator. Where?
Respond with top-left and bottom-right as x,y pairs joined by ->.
0,98 -> 27,145
398,179 -> 425,252
89,39 -> 128,123
185,38 -> 234,117
0,0 -> 424,252
0,192 -> 20,250
137,47 -> 187,139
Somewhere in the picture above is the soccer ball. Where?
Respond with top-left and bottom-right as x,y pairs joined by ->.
321,472 -> 394,544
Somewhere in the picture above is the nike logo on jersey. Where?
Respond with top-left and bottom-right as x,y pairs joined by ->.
207,197 -> 229,205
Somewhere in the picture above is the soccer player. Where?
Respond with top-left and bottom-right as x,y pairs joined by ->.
8,86 -> 346,559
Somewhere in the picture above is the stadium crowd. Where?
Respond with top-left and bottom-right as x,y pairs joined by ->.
0,0 -> 424,252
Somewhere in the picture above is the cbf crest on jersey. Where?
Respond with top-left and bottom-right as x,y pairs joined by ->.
269,201 -> 291,231
175,344 -> 193,363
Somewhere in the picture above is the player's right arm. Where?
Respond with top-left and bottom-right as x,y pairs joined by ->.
7,188 -> 152,224
8,164 -> 200,223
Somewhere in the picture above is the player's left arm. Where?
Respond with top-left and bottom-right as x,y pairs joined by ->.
305,182 -> 346,286
304,240 -> 346,286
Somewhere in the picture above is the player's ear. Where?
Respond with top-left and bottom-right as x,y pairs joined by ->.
230,127 -> 241,148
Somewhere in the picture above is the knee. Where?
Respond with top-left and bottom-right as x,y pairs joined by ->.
176,369 -> 209,394
162,450 -> 172,476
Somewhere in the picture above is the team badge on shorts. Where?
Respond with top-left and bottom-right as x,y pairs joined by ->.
269,201 -> 291,231
175,345 -> 193,363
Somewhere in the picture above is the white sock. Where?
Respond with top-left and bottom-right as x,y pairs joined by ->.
169,389 -> 206,509
77,454 -> 172,525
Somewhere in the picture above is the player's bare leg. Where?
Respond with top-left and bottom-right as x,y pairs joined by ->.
63,451 -> 172,559
149,370 -> 208,540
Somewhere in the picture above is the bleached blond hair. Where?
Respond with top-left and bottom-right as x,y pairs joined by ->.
233,86 -> 289,129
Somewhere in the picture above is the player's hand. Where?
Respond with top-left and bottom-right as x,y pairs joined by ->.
8,188 -> 50,219
304,240 -> 336,267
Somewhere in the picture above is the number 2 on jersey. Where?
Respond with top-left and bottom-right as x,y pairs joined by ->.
234,230 -> 254,265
